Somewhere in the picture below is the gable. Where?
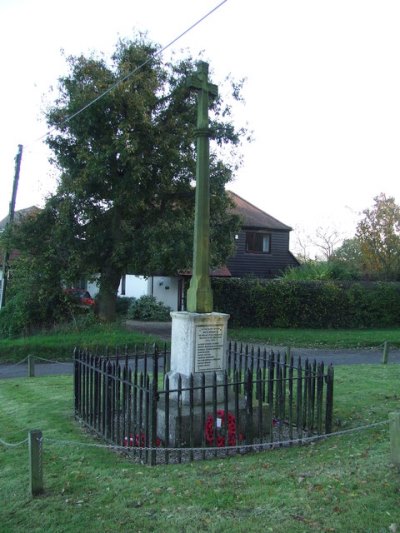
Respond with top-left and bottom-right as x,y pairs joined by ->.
0,206 -> 41,231
228,191 -> 292,231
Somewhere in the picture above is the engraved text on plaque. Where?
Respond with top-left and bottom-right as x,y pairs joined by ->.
194,325 -> 224,372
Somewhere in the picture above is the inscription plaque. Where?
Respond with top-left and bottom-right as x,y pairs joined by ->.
194,325 -> 224,372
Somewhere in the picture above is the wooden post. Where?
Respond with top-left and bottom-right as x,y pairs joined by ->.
382,341 -> 389,364
28,355 -> 35,377
29,430 -> 44,496
389,412 -> 400,466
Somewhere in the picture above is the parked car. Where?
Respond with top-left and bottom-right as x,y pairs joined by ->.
64,288 -> 95,308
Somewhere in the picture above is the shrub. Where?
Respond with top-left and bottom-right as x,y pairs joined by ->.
282,262 -> 335,281
212,278 -> 400,329
116,297 -> 135,316
127,296 -> 171,322
282,260 -> 363,281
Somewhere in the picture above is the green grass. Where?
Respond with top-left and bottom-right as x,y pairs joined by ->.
1,366 -> 400,532
0,322 -> 161,363
2,322 -> 400,364
229,327 -> 400,349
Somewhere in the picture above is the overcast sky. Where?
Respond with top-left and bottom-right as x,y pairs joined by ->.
1,0 -> 400,256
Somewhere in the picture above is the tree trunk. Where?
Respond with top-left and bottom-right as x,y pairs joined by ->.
97,268 -> 121,322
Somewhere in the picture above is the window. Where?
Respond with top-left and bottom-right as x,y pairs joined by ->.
121,274 -> 126,296
245,232 -> 271,253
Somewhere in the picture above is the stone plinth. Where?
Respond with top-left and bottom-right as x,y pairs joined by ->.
157,311 -> 272,447
166,311 -> 229,405
157,396 -> 271,447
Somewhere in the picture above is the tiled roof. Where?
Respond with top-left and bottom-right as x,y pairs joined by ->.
0,206 -> 41,231
228,191 -> 292,231
179,266 -> 232,277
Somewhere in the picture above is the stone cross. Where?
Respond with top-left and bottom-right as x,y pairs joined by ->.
186,61 -> 218,313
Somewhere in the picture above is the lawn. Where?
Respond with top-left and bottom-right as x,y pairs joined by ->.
1,322 -> 400,364
228,327 -> 400,349
0,322 -> 161,363
1,365 -> 399,532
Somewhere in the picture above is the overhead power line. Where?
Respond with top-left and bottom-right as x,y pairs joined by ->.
33,0 -> 228,146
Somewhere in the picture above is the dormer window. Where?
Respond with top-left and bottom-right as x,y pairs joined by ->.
245,232 -> 271,254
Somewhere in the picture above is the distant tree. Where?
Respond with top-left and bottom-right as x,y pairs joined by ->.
332,238 -> 362,263
329,238 -> 364,280
292,228 -> 311,263
356,193 -> 400,280
44,36 -> 246,321
311,226 -> 342,260
292,225 -> 342,262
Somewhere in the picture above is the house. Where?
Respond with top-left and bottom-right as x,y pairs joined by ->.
96,191 -> 299,311
226,192 -> 299,278
1,195 -> 299,312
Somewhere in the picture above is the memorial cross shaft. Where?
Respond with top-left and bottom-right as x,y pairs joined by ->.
186,61 -> 218,313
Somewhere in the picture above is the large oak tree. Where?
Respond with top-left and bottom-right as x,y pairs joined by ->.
44,36 -> 246,321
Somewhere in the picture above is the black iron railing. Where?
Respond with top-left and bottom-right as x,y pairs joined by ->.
74,343 -> 334,465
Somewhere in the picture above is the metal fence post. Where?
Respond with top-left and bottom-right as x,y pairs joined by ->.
325,365 -> 334,434
29,429 -> 43,496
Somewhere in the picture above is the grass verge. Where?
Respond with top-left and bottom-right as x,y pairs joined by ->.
1,323 -> 400,364
228,327 -> 400,349
0,322 -> 161,363
1,365 -> 399,532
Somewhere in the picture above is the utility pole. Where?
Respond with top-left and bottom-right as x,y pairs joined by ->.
0,144 -> 23,309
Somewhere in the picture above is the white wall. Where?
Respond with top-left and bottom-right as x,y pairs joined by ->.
87,274 -> 180,311
87,278 -> 99,297
120,275 -> 148,298
87,275 -> 148,299
149,276 -> 179,311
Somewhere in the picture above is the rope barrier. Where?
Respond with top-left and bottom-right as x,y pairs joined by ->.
0,356 -> 30,368
1,343 -> 400,374
0,355 -> 73,376
32,356 -> 72,366
42,420 -> 389,453
1,428 -> 30,437
0,436 -> 29,448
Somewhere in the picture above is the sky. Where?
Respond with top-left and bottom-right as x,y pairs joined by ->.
1,0 -> 400,257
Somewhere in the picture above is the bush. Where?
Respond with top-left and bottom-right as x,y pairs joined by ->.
212,278 -> 400,328
282,262 -> 335,281
0,283 -> 72,338
127,296 -> 171,322
282,260 -> 363,281
116,297 -> 135,316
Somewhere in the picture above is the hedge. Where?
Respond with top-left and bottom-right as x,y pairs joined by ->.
212,278 -> 400,328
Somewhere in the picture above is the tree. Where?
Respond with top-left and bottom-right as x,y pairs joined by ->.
0,205 -> 74,336
329,238 -> 364,280
292,225 -> 342,262
356,193 -> 400,280
45,36 -> 245,321
311,226 -> 342,260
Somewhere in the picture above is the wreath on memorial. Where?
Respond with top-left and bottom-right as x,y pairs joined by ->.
123,433 -> 162,448
205,410 -> 244,447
